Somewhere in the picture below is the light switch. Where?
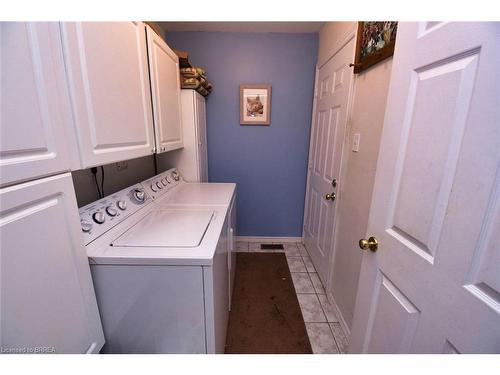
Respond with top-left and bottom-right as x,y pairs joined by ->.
352,133 -> 361,152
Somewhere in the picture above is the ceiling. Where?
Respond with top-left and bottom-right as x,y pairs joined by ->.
158,22 -> 324,34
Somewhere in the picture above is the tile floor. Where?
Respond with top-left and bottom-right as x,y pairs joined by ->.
235,241 -> 349,354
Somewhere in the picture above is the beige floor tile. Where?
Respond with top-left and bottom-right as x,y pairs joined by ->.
305,323 -> 340,354
297,294 -> 327,322
291,273 -> 315,293
329,322 -> 349,354
318,294 -> 339,322
284,243 -> 301,257
286,256 -> 307,272
297,242 -> 309,257
302,256 -> 316,272
309,273 -> 326,294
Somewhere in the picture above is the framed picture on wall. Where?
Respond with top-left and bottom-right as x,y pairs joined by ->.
352,21 -> 398,74
240,84 -> 272,125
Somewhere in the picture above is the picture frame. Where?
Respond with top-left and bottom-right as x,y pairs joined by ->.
352,22 -> 398,74
240,84 -> 272,125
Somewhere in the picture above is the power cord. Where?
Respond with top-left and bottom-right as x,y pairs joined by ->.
100,166 -> 105,197
91,167 -> 102,198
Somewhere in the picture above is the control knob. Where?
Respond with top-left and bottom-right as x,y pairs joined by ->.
172,171 -> 180,181
81,219 -> 93,233
92,211 -> 106,224
156,181 -> 163,189
117,200 -> 127,210
133,188 -> 146,203
106,205 -> 118,217
161,178 -> 168,186
151,183 -> 158,192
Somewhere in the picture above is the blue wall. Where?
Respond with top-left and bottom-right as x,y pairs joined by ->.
166,32 -> 318,237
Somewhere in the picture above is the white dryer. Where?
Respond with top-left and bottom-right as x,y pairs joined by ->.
79,173 -> 234,354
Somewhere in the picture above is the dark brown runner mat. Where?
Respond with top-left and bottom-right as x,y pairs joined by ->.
225,253 -> 312,354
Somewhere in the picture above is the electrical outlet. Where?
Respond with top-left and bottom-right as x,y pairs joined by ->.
352,133 -> 361,152
116,161 -> 128,171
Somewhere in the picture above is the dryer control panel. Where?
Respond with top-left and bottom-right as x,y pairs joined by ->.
79,183 -> 151,245
140,168 -> 183,201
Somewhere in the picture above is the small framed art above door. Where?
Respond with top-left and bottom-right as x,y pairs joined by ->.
352,22 -> 398,74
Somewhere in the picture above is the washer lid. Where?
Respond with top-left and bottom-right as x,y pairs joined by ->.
111,209 -> 214,248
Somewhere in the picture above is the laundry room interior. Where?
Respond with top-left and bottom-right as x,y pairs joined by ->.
1,2 -> 499,367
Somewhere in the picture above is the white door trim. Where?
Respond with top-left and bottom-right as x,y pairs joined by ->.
327,290 -> 351,339
302,65 -> 319,239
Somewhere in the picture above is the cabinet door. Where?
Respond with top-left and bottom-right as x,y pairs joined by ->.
146,26 -> 183,153
61,22 -> 155,168
1,23 -> 75,187
0,173 -> 104,353
195,93 -> 208,182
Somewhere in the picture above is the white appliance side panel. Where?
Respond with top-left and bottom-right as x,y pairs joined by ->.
146,26 -> 183,153
90,264 -> 206,353
228,193 -> 237,309
1,23 -> 76,187
0,173 -> 104,353
203,211 -> 229,354
60,22 -> 155,168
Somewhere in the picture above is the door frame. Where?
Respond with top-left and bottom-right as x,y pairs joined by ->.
302,27 -> 357,336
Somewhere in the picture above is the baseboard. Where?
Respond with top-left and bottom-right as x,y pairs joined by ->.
235,236 -> 303,243
327,290 -> 351,344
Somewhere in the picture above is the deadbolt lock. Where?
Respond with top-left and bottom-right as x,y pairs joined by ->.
325,192 -> 336,201
359,236 -> 378,252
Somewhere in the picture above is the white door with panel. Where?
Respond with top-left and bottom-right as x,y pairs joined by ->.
304,37 -> 355,285
60,22 -> 155,168
1,22 -> 75,187
350,22 -> 500,353
146,25 -> 183,153
0,173 -> 104,353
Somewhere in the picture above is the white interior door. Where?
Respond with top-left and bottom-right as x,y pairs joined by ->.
304,37 -> 355,285
0,173 -> 104,353
61,22 -> 155,168
1,23 -> 75,187
350,22 -> 500,353
146,25 -> 183,153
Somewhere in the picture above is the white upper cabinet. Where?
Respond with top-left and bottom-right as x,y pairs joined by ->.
0,23 -> 76,187
146,25 -> 183,153
60,22 -> 155,168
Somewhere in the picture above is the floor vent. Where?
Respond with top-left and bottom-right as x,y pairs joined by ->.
260,243 -> 284,250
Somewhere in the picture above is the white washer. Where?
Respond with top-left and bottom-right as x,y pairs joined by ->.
79,171 -> 235,354
141,169 -> 237,307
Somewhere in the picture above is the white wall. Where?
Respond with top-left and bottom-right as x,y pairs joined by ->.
318,22 -> 393,330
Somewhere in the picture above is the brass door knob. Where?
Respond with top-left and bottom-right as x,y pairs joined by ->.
359,236 -> 378,252
325,192 -> 336,201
